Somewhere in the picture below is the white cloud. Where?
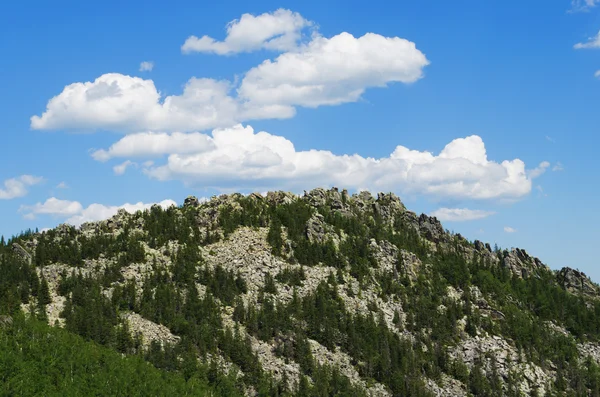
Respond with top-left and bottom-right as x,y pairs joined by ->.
504,226 -> 517,233
429,208 -> 495,222
102,124 -> 550,201
20,197 -> 176,227
139,61 -> 154,72
113,160 -> 136,175
182,9 -> 312,55
92,131 -> 214,161
570,0 -> 600,12
545,135 -> 555,143
552,162 -> 564,171
30,74 -> 247,132
527,161 -> 550,178
0,175 -> 43,200
56,181 -> 69,189
20,197 -> 83,218
31,15 -> 428,133
595,70 -> 600,78
574,30 -> 600,49
238,32 -> 429,108
536,185 -> 548,197
66,199 -> 176,226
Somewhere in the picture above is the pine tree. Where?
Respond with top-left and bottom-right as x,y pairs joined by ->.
267,216 -> 283,256
38,275 -> 51,306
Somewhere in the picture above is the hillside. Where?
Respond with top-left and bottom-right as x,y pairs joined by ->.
2,187 -> 600,396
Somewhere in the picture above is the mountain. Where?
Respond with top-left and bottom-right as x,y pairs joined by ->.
2,187 -> 600,396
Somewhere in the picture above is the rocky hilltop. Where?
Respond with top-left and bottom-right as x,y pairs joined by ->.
2,187 -> 600,396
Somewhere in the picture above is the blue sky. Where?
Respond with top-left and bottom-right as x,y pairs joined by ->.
1,0 -> 599,279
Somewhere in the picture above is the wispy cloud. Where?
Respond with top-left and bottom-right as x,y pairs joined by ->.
574,31 -> 600,49
545,135 -> 555,143
139,61 -> 154,72
0,175 -> 43,200
113,160 -> 136,175
430,208 -> 495,222
536,185 -> 548,197
504,226 -> 517,233
570,0 -> 600,12
552,162 -> 564,171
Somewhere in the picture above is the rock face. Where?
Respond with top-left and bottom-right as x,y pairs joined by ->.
184,195 -> 200,208
449,335 -> 552,396
557,267 -> 599,296
266,191 -> 296,206
121,312 -> 180,348
12,242 -> 32,265
502,248 -> 550,279
305,213 -> 327,244
374,192 -> 405,223
418,213 -> 445,243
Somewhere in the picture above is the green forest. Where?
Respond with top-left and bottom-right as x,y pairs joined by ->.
1,190 -> 600,396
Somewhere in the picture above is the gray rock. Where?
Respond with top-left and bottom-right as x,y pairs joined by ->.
306,213 -> 327,243
502,248 -> 550,279
557,267 -> 599,296
266,191 -> 296,206
374,192 -> 405,222
184,195 -> 200,207
12,242 -> 32,265
0,315 -> 13,328
418,213 -> 445,243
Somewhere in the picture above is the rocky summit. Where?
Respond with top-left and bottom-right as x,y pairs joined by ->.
2,187 -> 600,396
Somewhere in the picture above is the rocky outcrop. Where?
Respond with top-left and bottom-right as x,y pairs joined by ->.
12,242 -> 32,265
425,374 -> 467,397
121,311 -> 180,348
184,195 -> 200,208
303,187 -> 351,215
449,335 -> 552,396
418,213 -> 445,243
502,248 -> 550,279
370,239 -> 398,275
352,190 -> 375,212
303,187 -> 329,208
398,249 -> 422,280
305,213 -> 327,244
396,210 -> 447,244
374,192 -> 405,223
308,339 -> 391,397
557,267 -> 599,296
266,191 -> 296,206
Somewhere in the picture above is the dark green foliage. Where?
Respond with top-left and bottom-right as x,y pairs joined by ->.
198,264 -> 247,306
276,266 -> 306,286
267,216 -> 284,255
0,315 -> 223,396
263,273 -> 278,294
59,274 -> 118,346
